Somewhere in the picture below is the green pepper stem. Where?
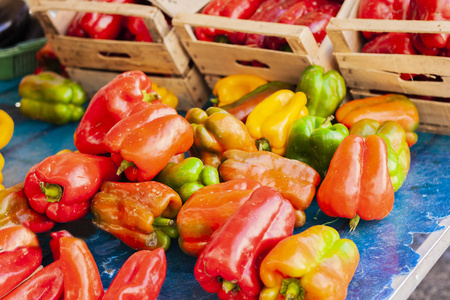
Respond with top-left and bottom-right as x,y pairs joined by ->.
40,182 -> 63,203
281,278 -> 305,300
210,97 -> 219,105
222,280 -> 239,294
142,90 -> 161,103
153,217 -> 175,227
350,215 -> 361,231
146,231 -> 158,247
320,115 -> 335,128
117,160 -> 135,175
255,137 -> 272,152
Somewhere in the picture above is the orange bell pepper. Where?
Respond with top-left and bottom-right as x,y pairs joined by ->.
219,150 -> 321,227
317,135 -> 395,230
176,178 -> 262,256
259,225 -> 359,300
335,94 -> 419,147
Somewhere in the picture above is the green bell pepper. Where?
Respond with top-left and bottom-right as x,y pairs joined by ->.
156,157 -> 220,202
18,71 -> 87,125
295,65 -> 346,118
285,115 -> 349,178
349,119 -> 410,192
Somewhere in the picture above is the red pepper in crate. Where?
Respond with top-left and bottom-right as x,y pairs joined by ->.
0,225 -> 43,298
317,135 -> 395,230
24,152 -> 120,223
0,183 -> 55,233
195,0 -> 263,42
59,237 -> 104,300
177,178 -> 262,257
2,261 -> 64,300
103,249 -> 166,300
105,104 -> 192,182
357,0 -> 411,40
361,32 -> 418,80
194,186 -> 296,300
91,181 -> 182,251
74,70 -> 159,155
126,16 -> 154,42
410,0 -> 450,54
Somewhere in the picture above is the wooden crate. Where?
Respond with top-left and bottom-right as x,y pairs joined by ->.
172,2 -> 353,86
350,89 -> 450,135
326,0 -> 450,99
29,0 -> 190,76
66,66 -> 211,111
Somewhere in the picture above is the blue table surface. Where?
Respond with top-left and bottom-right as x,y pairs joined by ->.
1,78 -> 449,299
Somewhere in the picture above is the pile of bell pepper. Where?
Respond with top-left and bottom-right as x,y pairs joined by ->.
196,0 -> 343,50
0,63 -> 422,299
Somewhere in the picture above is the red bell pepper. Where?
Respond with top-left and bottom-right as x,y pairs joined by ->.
103,249 -> 166,300
362,32 -> 418,80
24,152 -> 120,223
264,0 -> 320,50
195,0 -> 263,42
317,135 -> 395,229
194,186 -> 296,299
0,183 -> 55,233
0,225 -> 43,298
74,70 -> 159,155
105,106 -> 193,182
410,0 -> 450,53
357,0 -> 411,40
126,16 -> 154,42
50,230 -> 74,260
2,261 -> 64,300
59,237 -> 104,300
294,1 -> 342,45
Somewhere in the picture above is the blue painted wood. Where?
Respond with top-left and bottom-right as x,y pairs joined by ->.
1,80 -> 449,299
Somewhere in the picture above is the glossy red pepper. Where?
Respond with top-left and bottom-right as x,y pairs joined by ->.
0,225 -> 42,298
194,186 -> 296,299
195,0 -> 263,42
126,16 -> 154,42
24,152 -> 120,223
362,32 -> 418,80
410,0 -> 450,53
59,237 -> 104,300
106,106 -> 193,182
2,261 -> 64,300
74,70 -> 159,155
317,135 -> 395,229
357,0 -> 411,40
0,183 -> 55,233
103,249 -> 166,300
49,230 -> 73,260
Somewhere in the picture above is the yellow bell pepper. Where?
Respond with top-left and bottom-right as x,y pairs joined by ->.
212,74 -> 268,107
152,83 -> 179,109
246,90 -> 308,155
0,153 -> 5,190
0,109 -> 14,150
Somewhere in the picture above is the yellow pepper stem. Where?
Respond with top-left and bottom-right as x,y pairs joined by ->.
40,182 -> 63,203
350,215 -> 361,231
280,278 -> 305,300
117,160 -> 136,175
222,279 -> 240,294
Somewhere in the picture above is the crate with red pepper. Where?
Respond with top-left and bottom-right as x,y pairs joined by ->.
28,0 -> 210,110
326,0 -> 450,135
172,0 -> 351,88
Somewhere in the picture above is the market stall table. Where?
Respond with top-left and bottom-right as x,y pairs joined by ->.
0,78 -> 449,299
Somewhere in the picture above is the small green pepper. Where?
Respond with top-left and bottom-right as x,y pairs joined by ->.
349,119 -> 411,191
285,115 -> 349,178
156,157 -> 220,202
18,71 -> 87,125
295,65 -> 346,118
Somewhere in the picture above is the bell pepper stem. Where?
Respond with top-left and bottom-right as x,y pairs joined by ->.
146,231 -> 158,247
281,278 -> 305,300
321,115 -> 335,128
152,217 -> 175,226
39,182 -> 63,203
142,90 -> 161,103
222,279 -> 239,294
210,97 -> 219,105
350,215 -> 361,231
255,137 -> 272,152
117,159 -> 136,175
